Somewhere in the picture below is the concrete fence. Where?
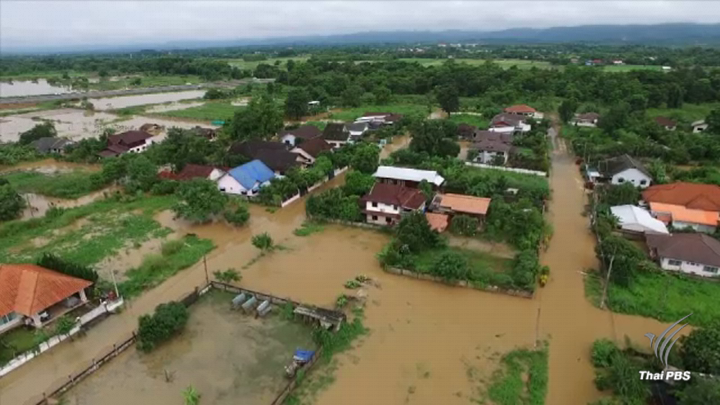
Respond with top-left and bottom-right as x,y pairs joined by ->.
0,298 -> 125,378
385,267 -> 534,299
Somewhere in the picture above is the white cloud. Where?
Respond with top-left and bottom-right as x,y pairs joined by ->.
1,1 -> 719,51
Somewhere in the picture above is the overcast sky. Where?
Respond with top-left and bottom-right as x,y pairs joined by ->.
2,1 -> 720,51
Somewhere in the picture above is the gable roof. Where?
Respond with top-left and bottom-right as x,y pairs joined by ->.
504,104 -> 536,114
654,116 -> 677,127
692,120 -> 706,127
173,164 -> 224,181
31,137 -> 73,153
228,160 -> 275,189
646,233 -> 720,267
0,264 -> 93,318
426,212 -> 449,233
642,182 -> 720,211
362,112 -> 393,118
437,193 -> 491,215
610,205 -> 669,234
254,149 -> 300,172
323,123 -> 349,141
362,183 -> 426,210
576,112 -> 600,121
109,130 -> 152,146
279,125 -> 323,140
472,138 -> 513,153
294,138 -> 333,158
649,202 -> 719,227
346,122 -> 369,133
373,166 -> 445,186
598,154 -> 651,178
457,123 -> 477,138
491,113 -> 526,127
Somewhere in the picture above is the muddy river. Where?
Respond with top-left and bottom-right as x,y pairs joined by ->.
0,134 -> 690,405
89,91 -> 206,111
0,80 -> 72,98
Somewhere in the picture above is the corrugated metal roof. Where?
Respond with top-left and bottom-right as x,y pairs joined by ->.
373,166 -> 445,186
610,205 -> 669,234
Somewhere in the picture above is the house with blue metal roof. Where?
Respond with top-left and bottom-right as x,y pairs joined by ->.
217,159 -> 275,196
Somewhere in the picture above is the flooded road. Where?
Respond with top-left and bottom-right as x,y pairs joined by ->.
89,91 -> 206,111
379,134 -> 411,159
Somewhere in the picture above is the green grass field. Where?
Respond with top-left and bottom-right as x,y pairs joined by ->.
224,56 -> 310,71
448,113 -> 489,129
329,103 -> 430,121
414,246 -> 513,275
156,101 -> 243,122
393,58 -> 553,70
483,345 -> 548,405
646,102 -> 718,123
601,64 -> 664,73
585,269 -> 720,328
3,170 -> 102,199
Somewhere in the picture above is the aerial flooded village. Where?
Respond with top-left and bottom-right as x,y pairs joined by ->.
2,3 -> 720,405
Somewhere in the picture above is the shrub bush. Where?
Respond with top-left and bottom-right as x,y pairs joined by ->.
137,301 -> 189,352
37,253 -> 98,283
251,232 -> 274,251
449,215 -> 479,236
161,239 -> 184,256
224,205 -> 250,226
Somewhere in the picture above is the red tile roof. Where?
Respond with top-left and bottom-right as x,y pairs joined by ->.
362,183 -> 426,210
654,116 -> 677,127
175,164 -> 218,181
504,104 -> 536,114
109,130 -> 153,146
0,264 -> 92,318
642,182 -> 720,212
426,213 -> 449,232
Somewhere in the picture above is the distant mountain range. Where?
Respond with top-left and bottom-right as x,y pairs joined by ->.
6,23 -> 720,55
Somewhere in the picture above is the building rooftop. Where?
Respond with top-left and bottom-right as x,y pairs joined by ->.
646,233 -> 720,268
437,193 -> 491,216
642,182 -> 720,212
610,205 -> 669,234
0,264 -> 93,318
649,202 -> 719,227
373,166 -> 445,186
504,104 -> 536,114
362,183 -> 426,210
228,160 -> 275,189
279,125 -> 323,140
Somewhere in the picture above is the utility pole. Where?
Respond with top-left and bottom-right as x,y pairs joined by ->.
203,255 -> 209,284
600,246 -> 618,309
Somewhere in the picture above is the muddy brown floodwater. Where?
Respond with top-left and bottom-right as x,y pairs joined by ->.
0,133 -> 692,405
0,158 -> 101,174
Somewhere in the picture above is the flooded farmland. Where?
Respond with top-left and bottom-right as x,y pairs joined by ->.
145,101 -> 205,113
20,187 -> 117,220
89,90 -> 206,110
0,79 -> 72,97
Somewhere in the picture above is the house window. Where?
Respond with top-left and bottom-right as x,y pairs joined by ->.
385,217 -> 392,224
372,202 -> 378,208
372,215 -> 378,221
667,259 -> 682,266
704,266 -> 719,274
617,177 -> 625,183
0,312 -> 17,326
640,180 -> 647,186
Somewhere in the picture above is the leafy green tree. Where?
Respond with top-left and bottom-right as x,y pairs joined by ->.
594,351 -> 648,404
558,99 -> 578,123
342,170 -> 376,196
409,120 -> 459,158
0,183 -> 26,221
173,178 -> 228,223
149,128 -> 220,172
341,85 -> 364,107
54,316 -> 76,337
449,215 -> 479,236
677,378 -> 720,404
374,86 -> 392,104
599,183 -> 640,206
418,179 -> 434,203
706,109 -> 720,135
227,92 -> 283,141
19,122 -> 57,145
595,234 -> 645,287
436,84 -> 459,115
431,251 -> 470,282
37,253 -> 98,282
285,87 -> 310,120
306,188 -> 361,221
137,302 -> 189,352
679,321 -> 720,374
223,204 -> 250,226
126,154 -> 157,192
251,232 -> 274,251
396,211 -> 441,253
203,88 -> 228,100
666,84 -> 684,108
349,143 -> 380,174
213,268 -> 241,284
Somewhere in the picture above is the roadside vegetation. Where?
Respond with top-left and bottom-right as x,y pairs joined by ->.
157,101 -> 242,122
475,344 -> 548,405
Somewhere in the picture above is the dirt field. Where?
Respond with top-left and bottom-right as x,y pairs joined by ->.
62,290 -> 315,405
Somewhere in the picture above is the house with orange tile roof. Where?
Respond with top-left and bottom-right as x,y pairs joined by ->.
642,182 -> 720,212
504,104 -> 536,117
425,212 -> 449,233
0,264 -> 92,334
430,193 -> 492,222
649,202 -> 719,233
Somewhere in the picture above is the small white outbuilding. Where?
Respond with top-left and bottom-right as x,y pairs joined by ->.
610,205 -> 669,235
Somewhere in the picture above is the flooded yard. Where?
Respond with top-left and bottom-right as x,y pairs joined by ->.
62,290 -> 315,405
0,108 -> 118,142
21,187 -> 117,220
0,79 -> 73,97
145,101 -> 205,113
89,90 -> 206,110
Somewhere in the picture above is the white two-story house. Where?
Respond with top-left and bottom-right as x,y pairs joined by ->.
361,183 -> 427,226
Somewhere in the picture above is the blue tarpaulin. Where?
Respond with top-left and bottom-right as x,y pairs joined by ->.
293,349 -> 315,362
